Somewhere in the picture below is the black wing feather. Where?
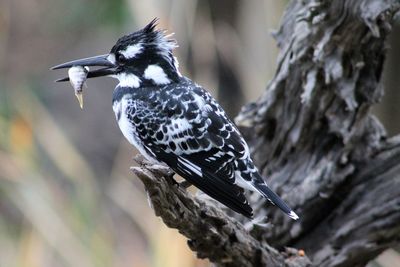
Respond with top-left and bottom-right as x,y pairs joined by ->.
155,150 -> 253,218
127,81 -> 253,217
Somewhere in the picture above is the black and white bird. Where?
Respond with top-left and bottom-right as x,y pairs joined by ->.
52,19 -> 299,220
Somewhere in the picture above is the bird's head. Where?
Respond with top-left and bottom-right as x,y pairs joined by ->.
52,18 -> 180,88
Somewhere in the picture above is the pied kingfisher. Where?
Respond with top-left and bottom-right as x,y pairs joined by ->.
52,19 -> 298,220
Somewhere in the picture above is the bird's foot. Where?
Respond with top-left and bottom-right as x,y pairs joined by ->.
133,154 -> 191,189
165,173 -> 192,189
179,180 -> 192,189
165,172 -> 179,186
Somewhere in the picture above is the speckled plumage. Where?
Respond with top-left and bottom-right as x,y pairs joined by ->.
108,20 -> 299,219
53,19 -> 298,219
112,77 -> 259,216
112,74 -> 296,218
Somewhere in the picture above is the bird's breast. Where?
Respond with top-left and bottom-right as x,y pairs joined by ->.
112,97 -> 159,163
112,100 -> 122,121
112,98 -> 137,145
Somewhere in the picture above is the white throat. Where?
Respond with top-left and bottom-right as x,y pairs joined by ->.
112,73 -> 141,88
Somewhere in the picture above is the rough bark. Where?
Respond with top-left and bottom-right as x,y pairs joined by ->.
131,156 -> 311,267
130,1 -> 400,266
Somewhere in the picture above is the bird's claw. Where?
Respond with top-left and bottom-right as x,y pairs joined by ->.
179,180 -> 192,189
164,172 -> 191,189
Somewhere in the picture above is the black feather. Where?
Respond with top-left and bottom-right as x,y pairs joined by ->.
155,151 -> 253,218
252,172 -> 295,218
113,77 -> 297,219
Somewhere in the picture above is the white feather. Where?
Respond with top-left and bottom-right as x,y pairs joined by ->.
120,44 -> 143,59
154,31 -> 177,58
192,93 -> 206,110
235,172 -> 255,190
167,118 -> 191,136
113,98 -> 158,163
173,56 -> 182,77
144,65 -> 170,85
113,73 -> 141,88
178,157 -> 202,177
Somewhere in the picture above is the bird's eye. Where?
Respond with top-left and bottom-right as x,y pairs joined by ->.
117,53 -> 126,64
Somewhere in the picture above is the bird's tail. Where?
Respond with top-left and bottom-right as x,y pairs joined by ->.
252,173 -> 299,220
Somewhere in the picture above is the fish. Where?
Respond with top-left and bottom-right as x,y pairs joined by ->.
68,66 -> 89,109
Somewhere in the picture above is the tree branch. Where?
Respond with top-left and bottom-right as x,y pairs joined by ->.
129,0 -> 400,266
234,0 -> 400,266
131,155 -> 311,267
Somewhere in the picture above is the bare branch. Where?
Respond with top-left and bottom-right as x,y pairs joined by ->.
234,1 -> 400,266
131,155 -> 311,267
128,1 -> 400,266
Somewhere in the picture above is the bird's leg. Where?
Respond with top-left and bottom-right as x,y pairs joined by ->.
165,172 -> 192,189
179,180 -> 192,189
134,155 -> 191,188
165,171 -> 179,186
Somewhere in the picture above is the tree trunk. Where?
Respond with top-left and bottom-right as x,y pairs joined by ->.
131,1 -> 400,266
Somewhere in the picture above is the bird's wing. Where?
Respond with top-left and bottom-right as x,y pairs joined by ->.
130,85 -> 253,217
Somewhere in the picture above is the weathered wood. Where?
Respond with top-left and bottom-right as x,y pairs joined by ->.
131,155 -> 311,267
235,0 -> 400,266
130,1 -> 400,266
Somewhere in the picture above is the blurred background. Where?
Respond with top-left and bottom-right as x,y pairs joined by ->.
0,0 -> 399,267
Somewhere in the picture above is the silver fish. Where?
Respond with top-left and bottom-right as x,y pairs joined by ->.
68,66 -> 89,109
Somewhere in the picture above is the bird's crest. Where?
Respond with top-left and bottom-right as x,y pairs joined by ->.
111,18 -> 177,60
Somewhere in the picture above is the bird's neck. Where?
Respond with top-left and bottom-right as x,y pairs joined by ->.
114,61 -> 181,88
112,72 -> 187,104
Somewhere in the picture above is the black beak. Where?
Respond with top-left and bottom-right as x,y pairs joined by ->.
51,54 -> 116,82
